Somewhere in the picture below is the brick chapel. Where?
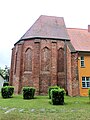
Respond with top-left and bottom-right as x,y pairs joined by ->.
9,15 -> 80,96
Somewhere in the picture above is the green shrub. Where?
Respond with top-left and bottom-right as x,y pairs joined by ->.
88,88 -> 90,101
48,86 -> 60,99
1,86 -> 14,98
3,82 -> 9,87
23,87 -> 35,99
51,88 -> 65,105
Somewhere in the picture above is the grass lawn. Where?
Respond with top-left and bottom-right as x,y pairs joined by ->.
0,94 -> 90,120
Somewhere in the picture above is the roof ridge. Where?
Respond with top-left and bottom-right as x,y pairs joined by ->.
40,15 -> 64,19
67,28 -> 87,30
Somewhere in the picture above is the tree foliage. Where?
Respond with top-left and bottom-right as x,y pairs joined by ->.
0,66 -> 9,81
0,67 -> 5,78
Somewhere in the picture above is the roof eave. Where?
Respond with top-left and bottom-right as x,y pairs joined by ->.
14,37 -> 70,46
77,50 -> 90,53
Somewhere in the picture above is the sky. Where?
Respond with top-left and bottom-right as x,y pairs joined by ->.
0,0 -> 90,69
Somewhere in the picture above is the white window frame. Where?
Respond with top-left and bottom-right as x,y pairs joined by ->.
80,56 -> 85,67
82,77 -> 90,88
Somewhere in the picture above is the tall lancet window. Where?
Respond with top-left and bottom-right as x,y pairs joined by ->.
14,52 -> 17,74
57,48 -> 64,72
24,48 -> 32,71
41,47 -> 50,71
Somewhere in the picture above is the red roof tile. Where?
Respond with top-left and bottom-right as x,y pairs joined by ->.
21,15 -> 69,40
67,28 -> 90,52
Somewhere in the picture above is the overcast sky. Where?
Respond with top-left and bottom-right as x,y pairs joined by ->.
0,0 -> 90,69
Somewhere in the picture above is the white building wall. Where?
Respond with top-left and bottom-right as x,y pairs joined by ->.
0,75 -> 4,92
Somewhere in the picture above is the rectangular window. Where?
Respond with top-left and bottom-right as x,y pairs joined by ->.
80,56 -> 85,67
82,77 -> 90,88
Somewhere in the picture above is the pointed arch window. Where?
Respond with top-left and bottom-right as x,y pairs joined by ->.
57,48 -> 64,72
14,52 -> 17,74
24,48 -> 32,71
41,47 -> 50,71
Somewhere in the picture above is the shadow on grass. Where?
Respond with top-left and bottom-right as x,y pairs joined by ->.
49,100 -> 67,106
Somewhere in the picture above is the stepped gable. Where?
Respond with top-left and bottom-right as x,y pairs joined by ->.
20,15 -> 69,40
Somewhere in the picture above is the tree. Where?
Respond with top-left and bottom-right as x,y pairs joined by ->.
0,66 -> 10,81
0,67 -> 5,77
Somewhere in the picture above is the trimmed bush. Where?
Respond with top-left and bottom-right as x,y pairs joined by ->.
51,88 -> 65,105
23,87 -> 35,99
1,86 -> 14,98
3,82 -> 9,87
48,86 -> 60,99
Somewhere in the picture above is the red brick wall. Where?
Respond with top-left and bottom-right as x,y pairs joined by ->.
71,53 -> 79,96
66,47 -> 79,96
67,45 -> 72,96
9,47 -> 15,86
51,41 -> 57,86
10,39 -> 79,96
57,41 -> 65,89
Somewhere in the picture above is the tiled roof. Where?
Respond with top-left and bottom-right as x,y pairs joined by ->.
67,28 -> 90,52
21,15 -> 69,40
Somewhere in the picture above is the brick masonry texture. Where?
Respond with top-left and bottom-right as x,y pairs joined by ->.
10,39 -> 79,96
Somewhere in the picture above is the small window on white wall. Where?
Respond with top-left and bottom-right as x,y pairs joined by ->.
80,56 -> 85,67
